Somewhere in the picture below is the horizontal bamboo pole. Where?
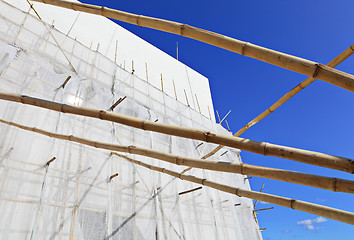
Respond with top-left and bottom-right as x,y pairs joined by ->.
202,44 -> 354,159
0,92 -> 353,173
1,118 -> 354,194
112,153 -> 354,225
31,0 -> 354,92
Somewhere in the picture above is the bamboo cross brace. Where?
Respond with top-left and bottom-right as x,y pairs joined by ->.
202,44 -> 354,160
0,118 -> 353,193
219,110 -> 231,125
31,0 -> 354,92
27,0 -> 77,73
112,153 -> 354,225
0,92 -> 353,173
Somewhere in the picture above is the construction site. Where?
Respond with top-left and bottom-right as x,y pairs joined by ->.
0,0 -> 353,239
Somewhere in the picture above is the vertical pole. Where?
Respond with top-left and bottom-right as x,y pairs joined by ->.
160,74 -> 164,92
216,110 -> 221,123
114,40 -> 118,64
145,62 -> 149,83
207,106 -> 212,120
172,80 -> 177,100
184,89 -> 190,107
195,94 -> 201,113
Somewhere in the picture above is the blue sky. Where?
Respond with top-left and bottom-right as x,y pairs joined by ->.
83,1 -> 354,238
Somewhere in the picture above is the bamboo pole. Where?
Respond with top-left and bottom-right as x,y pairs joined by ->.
183,89 -> 190,106
195,94 -> 201,113
160,74 -> 164,92
1,118 -> 353,193
26,0 -> 77,73
0,92 -> 353,173
145,62 -> 149,82
31,0 -> 354,92
172,80 -> 177,100
113,153 -> 354,225
202,44 -> 354,159
219,110 -> 231,125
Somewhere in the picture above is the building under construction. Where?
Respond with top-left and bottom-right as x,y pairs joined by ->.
0,0 -> 353,239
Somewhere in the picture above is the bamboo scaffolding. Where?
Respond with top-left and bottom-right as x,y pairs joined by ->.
202,44 -> 354,160
1,118 -> 353,193
219,110 -> 231,125
26,0 -> 77,73
0,92 -> 353,173
112,153 -> 354,225
31,0 -> 354,92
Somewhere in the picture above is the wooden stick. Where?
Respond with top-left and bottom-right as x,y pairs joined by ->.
178,186 -> 202,195
114,40 -> 118,63
216,110 -> 221,123
145,62 -> 149,82
253,183 -> 265,209
219,110 -> 231,125
26,0 -> 77,73
109,173 -> 119,180
31,0 -> 354,92
202,44 -> 354,160
195,94 -> 201,113
207,106 -> 212,120
132,60 -> 135,74
46,157 -> 56,166
183,89 -> 190,106
0,92 -> 353,173
172,80 -> 177,100
113,153 -> 354,225
108,96 -> 126,111
254,207 -> 274,212
60,76 -> 71,89
225,120 -> 231,132
160,74 -> 164,92
0,118 -> 353,194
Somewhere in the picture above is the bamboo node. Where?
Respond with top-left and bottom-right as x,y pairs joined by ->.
204,131 -> 216,142
68,135 -> 74,141
98,110 -> 106,120
261,142 -> 268,155
312,63 -> 321,78
241,42 -> 249,56
333,178 -> 338,192
240,163 -> 244,175
180,24 -> 187,36
128,145 -> 136,153
137,15 -> 143,27
20,95 -> 26,104
290,199 -> 296,209
175,156 -> 182,165
350,44 -> 354,52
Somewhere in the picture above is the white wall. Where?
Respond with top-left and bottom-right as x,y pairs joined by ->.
5,0 -> 215,121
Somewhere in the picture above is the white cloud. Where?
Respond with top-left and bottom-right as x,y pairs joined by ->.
297,217 -> 327,230
313,217 -> 327,223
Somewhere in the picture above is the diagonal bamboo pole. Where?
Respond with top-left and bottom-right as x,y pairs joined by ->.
202,44 -> 354,160
0,92 -> 353,173
1,118 -> 354,194
31,0 -> 354,92
112,153 -> 354,225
